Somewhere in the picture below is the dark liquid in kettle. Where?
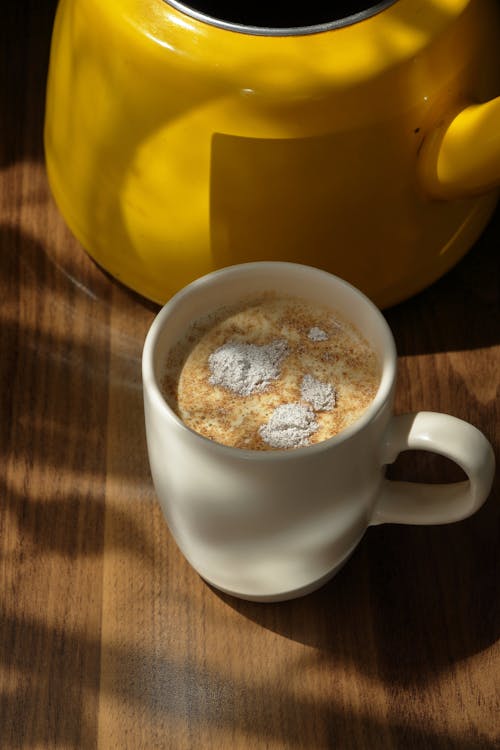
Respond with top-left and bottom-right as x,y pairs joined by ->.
166,0 -> 395,31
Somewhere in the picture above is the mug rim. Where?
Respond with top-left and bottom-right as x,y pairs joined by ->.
142,261 -> 397,460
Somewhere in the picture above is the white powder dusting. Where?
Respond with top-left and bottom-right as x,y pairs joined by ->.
259,403 -> 318,449
308,327 -> 328,341
208,339 -> 288,396
300,374 -> 336,412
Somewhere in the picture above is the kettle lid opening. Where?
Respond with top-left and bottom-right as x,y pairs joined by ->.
164,0 -> 399,36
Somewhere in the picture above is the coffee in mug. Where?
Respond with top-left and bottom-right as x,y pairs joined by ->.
161,292 -> 380,450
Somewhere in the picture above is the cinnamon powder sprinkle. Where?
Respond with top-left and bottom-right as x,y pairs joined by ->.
162,292 -> 380,450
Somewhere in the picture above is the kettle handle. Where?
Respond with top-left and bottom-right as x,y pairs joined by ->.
418,97 -> 500,199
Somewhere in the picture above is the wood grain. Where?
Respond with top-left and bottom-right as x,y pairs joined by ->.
1,2 -> 499,748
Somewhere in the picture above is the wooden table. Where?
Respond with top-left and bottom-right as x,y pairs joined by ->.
1,3 -> 499,748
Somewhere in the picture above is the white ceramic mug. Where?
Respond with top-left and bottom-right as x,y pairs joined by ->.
142,262 -> 495,602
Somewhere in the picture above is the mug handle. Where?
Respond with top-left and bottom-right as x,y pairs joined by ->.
371,412 -> 495,525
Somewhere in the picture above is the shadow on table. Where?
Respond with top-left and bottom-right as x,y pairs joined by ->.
0,599 -> 497,750
1,586 -> 498,750
0,222 -> 155,466
0,224 -> 157,562
217,475 -> 499,690
1,1 -> 59,168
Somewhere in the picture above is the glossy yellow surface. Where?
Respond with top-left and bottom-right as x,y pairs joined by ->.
419,96 -> 500,198
44,0 -> 500,307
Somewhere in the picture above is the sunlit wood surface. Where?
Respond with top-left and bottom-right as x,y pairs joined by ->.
1,3 -> 499,748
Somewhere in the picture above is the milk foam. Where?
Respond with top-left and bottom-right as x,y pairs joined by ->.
162,292 -> 380,450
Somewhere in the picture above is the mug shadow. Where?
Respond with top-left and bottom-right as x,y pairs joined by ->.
215,469 -> 499,690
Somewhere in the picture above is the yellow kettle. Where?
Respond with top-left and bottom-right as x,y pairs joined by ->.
44,0 -> 500,307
